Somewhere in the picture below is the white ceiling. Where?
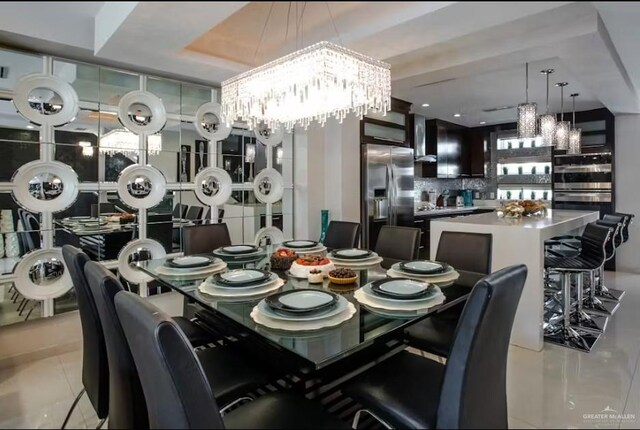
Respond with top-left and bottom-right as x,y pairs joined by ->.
0,1 -> 639,125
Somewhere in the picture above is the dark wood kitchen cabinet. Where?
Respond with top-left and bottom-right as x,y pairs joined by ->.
417,119 -> 465,179
461,128 -> 487,178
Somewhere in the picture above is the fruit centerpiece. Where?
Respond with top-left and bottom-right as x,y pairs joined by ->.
328,268 -> 358,285
270,248 -> 298,270
289,254 -> 335,278
497,200 -> 547,218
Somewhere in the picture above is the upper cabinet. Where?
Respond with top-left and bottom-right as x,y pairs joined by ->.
360,98 -> 412,146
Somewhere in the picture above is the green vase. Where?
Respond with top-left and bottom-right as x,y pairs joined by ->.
320,210 -> 329,242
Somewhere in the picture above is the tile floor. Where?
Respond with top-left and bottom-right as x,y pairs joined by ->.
0,271 -> 639,429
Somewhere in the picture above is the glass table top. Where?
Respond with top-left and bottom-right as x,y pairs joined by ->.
136,247 -> 481,370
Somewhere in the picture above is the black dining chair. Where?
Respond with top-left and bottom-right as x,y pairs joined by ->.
203,207 -> 226,224
183,223 -> 232,255
173,203 -> 188,220
185,205 -> 204,222
323,221 -> 361,250
344,265 -> 527,429
84,262 -> 274,427
61,246 -> 109,429
114,290 -> 347,429
375,225 -> 421,269
405,231 -> 493,357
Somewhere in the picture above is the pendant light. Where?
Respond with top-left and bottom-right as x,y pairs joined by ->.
517,63 -> 537,139
555,82 -> 570,150
539,69 -> 556,146
568,93 -> 581,154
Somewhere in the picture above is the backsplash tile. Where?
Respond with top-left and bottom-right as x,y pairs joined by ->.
414,178 -> 490,201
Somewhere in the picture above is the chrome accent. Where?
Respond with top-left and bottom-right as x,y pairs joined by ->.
554,192 -> 611,203
352,409 -> 393,430
555,164 -> 611,173
554,152 -> 611,157
61,388 -> 86,429
554,182 -> 611,190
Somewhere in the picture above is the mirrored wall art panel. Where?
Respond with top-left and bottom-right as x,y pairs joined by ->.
181,83 -> 213,117
99,67 -> 139,107
13,74 -> 80,127
53,59 -> 100,104
0,138 -> 40,182
0,99 -> 41,145
147,77 -> 181,116
53,132 -> 99,183
0,49 -> 43,94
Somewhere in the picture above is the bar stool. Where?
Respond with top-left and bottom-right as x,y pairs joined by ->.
592,214 -> 631,302
544,223 -> 612,352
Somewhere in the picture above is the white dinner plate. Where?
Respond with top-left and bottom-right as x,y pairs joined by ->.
218,269 -> 269,284
386,268 -> 460,285
204,273 -> 279,290
277,290 -> 334,310
390,262 -> 455,277
283,240 -> 319,248
155,262 -> 227,278
256,296 -> 348,322
169,256 -> 212,267
361,284 -> 439,306
220,245 -> 258,254
375,279 -> 430,297
198,278 -> 285,299
354,286 -> 445,311
250,301 -> 356,332
401,260 -> 447,274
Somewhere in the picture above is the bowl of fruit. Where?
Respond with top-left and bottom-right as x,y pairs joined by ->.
328,268 -> 358,285
270,248 -> 297,270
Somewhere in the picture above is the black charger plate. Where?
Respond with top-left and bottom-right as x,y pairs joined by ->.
265,289 -> 338,315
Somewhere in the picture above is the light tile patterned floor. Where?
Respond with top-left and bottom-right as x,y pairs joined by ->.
0,272 -> 639,429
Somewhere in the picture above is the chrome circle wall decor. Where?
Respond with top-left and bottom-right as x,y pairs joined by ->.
117,164 -> 166,209
14,248 -> 73,300
255,226 -> 285,247
253,168 -> 284,204
12,160 -> 79,212
13,74 -> 79,127
255,122 -> 284,147
194,102 -> 232,141
194,167 -> 232,206
117,238 -> 167,283
117,91 -> 167,135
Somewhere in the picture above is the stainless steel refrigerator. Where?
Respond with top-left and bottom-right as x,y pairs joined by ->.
361,144 -> 415,249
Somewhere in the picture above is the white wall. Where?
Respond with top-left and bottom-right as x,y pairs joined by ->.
615,114 -> 640,273
293,116 -> 361,240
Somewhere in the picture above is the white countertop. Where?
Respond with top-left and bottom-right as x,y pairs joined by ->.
414,207 -> 483,216
430,209 -> 598,229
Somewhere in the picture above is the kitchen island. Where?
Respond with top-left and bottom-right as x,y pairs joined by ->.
430,209 -> 599,351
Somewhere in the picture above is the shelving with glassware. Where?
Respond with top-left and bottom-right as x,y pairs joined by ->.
496,136 -> 552,202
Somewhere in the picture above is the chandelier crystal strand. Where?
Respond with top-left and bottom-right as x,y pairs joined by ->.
568,93 -> 581,154
539,69 -> 556,146
555,82 -> 570,150
221,41 -> 391,131
517,63 -> 537,139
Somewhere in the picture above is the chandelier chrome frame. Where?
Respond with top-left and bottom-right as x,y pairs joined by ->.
568,93 -> 581,154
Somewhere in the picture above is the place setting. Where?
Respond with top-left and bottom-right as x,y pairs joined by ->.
327,248 -> 384,269
250,288 -> 356,332
155,255 -> 227,278
354,278 -> 445,318
280,240 -> 327,255
213,244 -> 265,261
386,260 -> 460,286
198,268 -> 284,301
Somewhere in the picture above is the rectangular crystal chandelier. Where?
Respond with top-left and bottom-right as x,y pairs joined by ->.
517,103 -> 537,139
568,128 -> 581,154
221,41 -> 391,131
539,114 -> 556,146
555,120 -> 570,150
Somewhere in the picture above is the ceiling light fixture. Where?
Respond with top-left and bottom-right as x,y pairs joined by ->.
100,129 -> 162,157
517,63 -> 537,139
480,121 -> 486,125
568,93 -> 581,154
453,113 -> 461,118
539,69 -> 556,146
221,2 -> 391,132
26,124 -> 34,129
422,103 -> 430,107
555,82 -> 570,150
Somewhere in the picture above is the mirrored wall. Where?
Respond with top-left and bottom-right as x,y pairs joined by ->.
0,47 -> 294,326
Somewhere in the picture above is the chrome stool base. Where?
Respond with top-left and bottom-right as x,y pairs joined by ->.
596,287 -> 625,302
583,297 -> 619,316
571,311 -> 608,333
544,326 -> 600,353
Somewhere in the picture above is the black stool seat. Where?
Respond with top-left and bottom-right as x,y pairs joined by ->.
224,392 -> 347,429
197,346 -> 275,407
344,351 -> 444,429
545,255 -> 602,271
174,317 -> 213,348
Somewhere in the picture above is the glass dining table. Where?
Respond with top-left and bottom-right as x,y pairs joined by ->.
136,245 -> 482,372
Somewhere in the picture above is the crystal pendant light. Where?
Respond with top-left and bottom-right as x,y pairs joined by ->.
568,93 -> 581,154
539,69 -> 556,146
555,82 -> 570,150
220,3 -> 391,131
517,63 -> 537,139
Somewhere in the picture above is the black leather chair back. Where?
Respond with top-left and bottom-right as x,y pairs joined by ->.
173,203 -> 188,220
203,208 -> 225,224
580,222 -> 612,265
183,223 -> 231,256
615,212 -> 634,243
61,246 -> 109,419
146,213 -> 173,253
437,264 -> 527,429
84,261 -> 148,429
601,214 -> 625,248
436,232 -> 492,275
115,291 -> 224,429
375,225 -> 421,269
323,221 -> 361,250
186,206 -> 204,221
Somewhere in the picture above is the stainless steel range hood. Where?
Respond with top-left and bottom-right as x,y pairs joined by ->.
412,114 -> 437,162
